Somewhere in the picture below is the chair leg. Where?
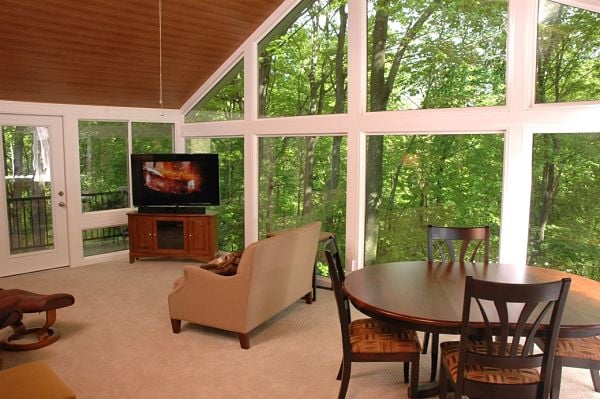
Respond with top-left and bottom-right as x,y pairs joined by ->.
404,362 -> 409,383
429,333 -> 439,382
438,360 -> 448,399
336,360 -> 343,380
408,356 -> 419,399
338,359 -> 351,399
551,358 -> 563,399
170,319 -> 181,333
422,331 -> 430,354
238,333 -> 250,349
303,292 -> 313,304
591,369 -> 600,392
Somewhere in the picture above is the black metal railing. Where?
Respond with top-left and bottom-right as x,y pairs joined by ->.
7,190 -> 129,252
7,196 -> 53,252
81,190 -> 129,213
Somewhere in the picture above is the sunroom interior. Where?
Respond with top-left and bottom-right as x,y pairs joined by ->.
0,0 -> 598,283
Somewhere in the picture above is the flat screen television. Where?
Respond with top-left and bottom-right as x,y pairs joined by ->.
130,153 -> 220,213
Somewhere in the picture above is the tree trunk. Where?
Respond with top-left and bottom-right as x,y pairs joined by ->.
365,0 -> 439,264
303,136 -> 316,218
325,4 -> 347,227
533,135 -> 561,254
258,51 -> 273,117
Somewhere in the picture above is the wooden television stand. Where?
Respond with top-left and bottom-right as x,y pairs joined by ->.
127,211 -> 217,263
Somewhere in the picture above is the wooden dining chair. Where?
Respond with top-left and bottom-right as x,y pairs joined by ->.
427,224 -> 490,264
424,224 -> 491,381
439,275 -> 571,399
535,335 -> 600,399
324,238 -> 421,399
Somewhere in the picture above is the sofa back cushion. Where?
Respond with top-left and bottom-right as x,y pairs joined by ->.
242,221 -> 321,331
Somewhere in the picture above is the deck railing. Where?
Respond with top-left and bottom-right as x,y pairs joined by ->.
7,191 -> 129,252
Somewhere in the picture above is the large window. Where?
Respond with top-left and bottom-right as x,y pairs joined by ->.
186,137 -> 244,252
259,135 -> 347,274
258,0 -> 348,117
528,133 -> 600,280
367,0 -> 507,111
536,0 -> 600,103
364,133 -> 504,265
79,121 -> 129,213
131,122 -> 173,154
185,61 -> 244,123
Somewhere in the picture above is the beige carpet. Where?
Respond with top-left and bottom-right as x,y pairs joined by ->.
1,258 -> 598,399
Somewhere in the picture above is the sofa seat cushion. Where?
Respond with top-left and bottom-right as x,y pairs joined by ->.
200,252 -> 243,276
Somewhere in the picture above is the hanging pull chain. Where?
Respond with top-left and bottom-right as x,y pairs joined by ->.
159,0 -> 164,114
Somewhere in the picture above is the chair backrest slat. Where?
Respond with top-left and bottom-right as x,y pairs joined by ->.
427,225 -> 490,263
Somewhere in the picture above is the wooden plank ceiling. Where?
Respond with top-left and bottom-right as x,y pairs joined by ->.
0,0 -> 284,109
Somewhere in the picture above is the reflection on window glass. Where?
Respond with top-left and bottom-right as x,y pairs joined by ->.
367,0 -> 507,111
82,225 -> 129,256
259,136 -> 347,275
79,121 -> 129,212
258,0 -> 348,117
536,0 -> 600,103
364,134 -> 503,265
528,133 -> 600,281
132,122 -> 173,154
185,61 -> 244,123
186,137 -> 244,252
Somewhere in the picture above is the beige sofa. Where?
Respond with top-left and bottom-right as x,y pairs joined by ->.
168,221 -> 321,349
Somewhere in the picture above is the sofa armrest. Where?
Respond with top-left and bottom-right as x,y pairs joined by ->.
168,266 -> 251,333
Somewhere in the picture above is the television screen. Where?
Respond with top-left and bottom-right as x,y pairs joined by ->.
131,153 -> 220,207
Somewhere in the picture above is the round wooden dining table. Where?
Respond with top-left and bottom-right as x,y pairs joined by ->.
344,261 -> 600,338
343,261 -> 600,397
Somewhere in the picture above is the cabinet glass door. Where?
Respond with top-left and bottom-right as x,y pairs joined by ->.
156,220 -> 185,249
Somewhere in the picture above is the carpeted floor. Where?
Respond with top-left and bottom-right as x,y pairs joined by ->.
1,258 -> 598,398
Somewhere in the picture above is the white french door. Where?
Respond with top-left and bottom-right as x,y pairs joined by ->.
0,115 -> 69,276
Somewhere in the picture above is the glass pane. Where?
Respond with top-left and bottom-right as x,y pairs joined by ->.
186,137 -> 244,252
132,122 -> 173,154
82,225 -> 128,256
2,125 -> 54,254
185,61 -> 244,123
528,133 -> 600,281
364,134 -> 503,265
156,221 -> 185,249
259,136 -> 347,275
536,0 -> 600,103
367,0 -> 507,111
79,121 -> 129,212
258,0 -> 348,117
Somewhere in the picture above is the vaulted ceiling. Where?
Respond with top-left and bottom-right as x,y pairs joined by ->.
0,0 -> 284,109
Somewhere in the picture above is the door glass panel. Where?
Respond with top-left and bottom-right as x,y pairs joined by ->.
2,125 -> 54,254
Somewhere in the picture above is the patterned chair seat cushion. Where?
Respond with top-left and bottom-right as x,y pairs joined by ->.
349,318 -> 421,354
555,336 -> 600,360
441,340 -> 540,385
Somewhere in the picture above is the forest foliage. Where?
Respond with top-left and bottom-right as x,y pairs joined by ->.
2,0 -> 598,280
186,0 -> 599,279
